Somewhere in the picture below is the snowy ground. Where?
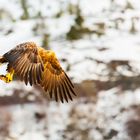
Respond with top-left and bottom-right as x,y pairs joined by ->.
1,88 -> 140,140
0,0 -> 140,140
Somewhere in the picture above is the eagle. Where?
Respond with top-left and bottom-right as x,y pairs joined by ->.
0,42 -> 76,103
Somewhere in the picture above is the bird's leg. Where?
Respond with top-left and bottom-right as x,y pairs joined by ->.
0,68 -> 14,83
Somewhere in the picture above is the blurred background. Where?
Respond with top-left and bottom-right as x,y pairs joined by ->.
0,0 -> 140,140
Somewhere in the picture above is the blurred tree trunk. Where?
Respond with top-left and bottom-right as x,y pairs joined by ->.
42,33 -> 50,50
20,0 -> 29,19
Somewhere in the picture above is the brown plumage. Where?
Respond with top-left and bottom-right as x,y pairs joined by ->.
0,42 -> 76,102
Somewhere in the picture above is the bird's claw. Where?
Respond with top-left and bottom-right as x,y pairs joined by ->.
0,73 -> 12,83
5,73 -> 12,83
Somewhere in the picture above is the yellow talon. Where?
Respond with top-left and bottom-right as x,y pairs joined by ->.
5,73 -> 12,83
0,69 -> 14,83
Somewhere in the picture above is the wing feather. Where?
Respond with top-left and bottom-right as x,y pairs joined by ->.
3,42 -> 44,85
40,52 -> 76,102
59,75 -> 69,102
55,87 -> 58,102
25,63 -> 32,85
36,64 -> 41,83
29,64 -> 33,86
61,82 -> 68,102
58,86 -> 63,103
63,79 -> 73,101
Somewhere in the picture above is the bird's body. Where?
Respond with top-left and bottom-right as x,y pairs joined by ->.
0,42 -> 76,102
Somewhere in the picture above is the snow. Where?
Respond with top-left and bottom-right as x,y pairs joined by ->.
80,0 -> 111,15
0,87 -> 138,140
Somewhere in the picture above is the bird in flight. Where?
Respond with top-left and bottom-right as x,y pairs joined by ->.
0,42 -> 76,102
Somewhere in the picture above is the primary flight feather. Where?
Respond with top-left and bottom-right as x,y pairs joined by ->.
0,42 -> 76,103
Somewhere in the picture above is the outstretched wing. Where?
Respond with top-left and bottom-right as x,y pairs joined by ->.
3,42 -> 44,85
40,51 -> 76,103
